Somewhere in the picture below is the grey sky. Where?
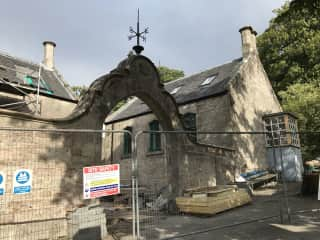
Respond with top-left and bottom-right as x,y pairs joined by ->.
0,0 -> 285,87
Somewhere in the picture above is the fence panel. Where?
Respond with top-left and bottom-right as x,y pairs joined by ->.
0,129 -> 319,240
132,131 -> 320,240
0,129 -> 132,240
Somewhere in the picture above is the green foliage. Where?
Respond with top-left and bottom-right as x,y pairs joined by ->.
257,0 -> 320,159
257,0 -> 320,93
70,85 -> 88,99
279,83 -> 320,159
157,66 -> 184,83
111,99 -> 127,113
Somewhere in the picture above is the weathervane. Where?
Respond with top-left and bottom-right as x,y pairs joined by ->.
128,9 -> 149,55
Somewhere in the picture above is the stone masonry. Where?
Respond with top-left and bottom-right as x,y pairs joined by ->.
0,53 -> 227,239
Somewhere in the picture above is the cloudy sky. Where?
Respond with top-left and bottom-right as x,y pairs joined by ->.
0,0 -> 285,86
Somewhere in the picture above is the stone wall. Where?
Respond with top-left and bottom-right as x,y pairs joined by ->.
38,94 -> 76,118
0,113 -> 106,240
103,96 -> 235,190
0,54 -> 214,239
0,52 -> 280,239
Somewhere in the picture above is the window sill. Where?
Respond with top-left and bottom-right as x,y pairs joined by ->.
146,150 -> 163,156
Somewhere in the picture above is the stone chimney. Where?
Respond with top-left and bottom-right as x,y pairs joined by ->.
239,26 -> 258,59
42,41 -> 56,70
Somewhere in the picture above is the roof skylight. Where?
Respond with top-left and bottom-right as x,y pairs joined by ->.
170,86 -> 181,95
200,75 -> 216,86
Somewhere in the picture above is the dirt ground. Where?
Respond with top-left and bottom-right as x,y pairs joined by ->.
136,183 -> 320,240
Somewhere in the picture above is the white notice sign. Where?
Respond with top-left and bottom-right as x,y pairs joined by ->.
13,169 -> 32,194
83,164 -> 120,199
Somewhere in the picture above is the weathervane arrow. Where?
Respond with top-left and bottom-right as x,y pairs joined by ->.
128,8 -> 149,55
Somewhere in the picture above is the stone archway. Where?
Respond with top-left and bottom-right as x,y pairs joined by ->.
0,54 -> 232,238
65,54 -> 187,203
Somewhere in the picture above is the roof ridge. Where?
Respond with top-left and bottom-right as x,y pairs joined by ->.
106,57 -> 243,124
0,49 -> 76,101
164,57 -> 242,86
0,49 -> 40,68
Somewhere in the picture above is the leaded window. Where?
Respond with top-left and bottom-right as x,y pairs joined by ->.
183,112 -> 197,143
264,113 -> 299,147
123,127 -> 132,157
149,120 -> 161,152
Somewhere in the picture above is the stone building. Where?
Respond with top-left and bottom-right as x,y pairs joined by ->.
103,26 -> 284,186
0,25 -> 302,239
0,41 -> 77,118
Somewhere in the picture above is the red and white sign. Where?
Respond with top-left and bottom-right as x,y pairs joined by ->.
83,164 -> 120,199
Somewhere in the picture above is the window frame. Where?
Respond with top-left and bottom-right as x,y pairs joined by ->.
23,75 -> 53,94
182,112 -> 197,143
122,127 -> 133,158
264,114 -> 299,147
200,75 -> 216,86
148,120 -> 161,152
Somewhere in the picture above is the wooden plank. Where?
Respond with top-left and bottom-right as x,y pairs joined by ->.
185,185 -> 237,195
176,189 -> 251,215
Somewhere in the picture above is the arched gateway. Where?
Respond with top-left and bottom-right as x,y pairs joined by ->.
0,53 -> 233,239
67,54 -> 187,204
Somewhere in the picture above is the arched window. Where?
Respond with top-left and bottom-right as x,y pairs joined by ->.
149,120 -> 161,152
123,127 -> 132,157
183,112 -> 197,143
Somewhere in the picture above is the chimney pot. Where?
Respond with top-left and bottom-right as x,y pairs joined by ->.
42,41 -> 56,70
239,26 -> 258,59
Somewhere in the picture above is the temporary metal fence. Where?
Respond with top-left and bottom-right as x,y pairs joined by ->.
132,130 -> 320,240
0,128 -> 319,240
0,128 -> 134,240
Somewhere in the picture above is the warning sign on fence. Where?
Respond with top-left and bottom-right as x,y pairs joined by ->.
0,171 -> 5,195
83,164 -> 120,199
13,169 -> 32,194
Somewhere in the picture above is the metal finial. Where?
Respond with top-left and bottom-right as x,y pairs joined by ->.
128,8 -> 149,55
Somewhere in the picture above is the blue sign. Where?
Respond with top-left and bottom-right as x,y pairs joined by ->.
16,171 -> 30,184
13,169 -> 32,194
0,172 -> 5,196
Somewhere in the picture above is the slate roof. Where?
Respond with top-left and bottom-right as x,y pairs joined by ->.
0,51 -> 76,101
106,58 -> 242,124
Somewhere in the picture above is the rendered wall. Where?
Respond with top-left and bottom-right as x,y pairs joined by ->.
229,54 -> 282,172
267,147 -> 303,182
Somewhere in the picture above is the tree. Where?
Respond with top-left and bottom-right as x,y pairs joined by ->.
158,66 -> 184,83
257,0 -> 320,159
257,0 -> 320,93
279,83 -> 320,159
70,85 -> 88,100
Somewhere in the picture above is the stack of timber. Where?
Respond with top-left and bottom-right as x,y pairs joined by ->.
176,185 -> 252,215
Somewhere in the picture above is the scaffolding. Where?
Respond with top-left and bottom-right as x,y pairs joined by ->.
0,62 -> 44,115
